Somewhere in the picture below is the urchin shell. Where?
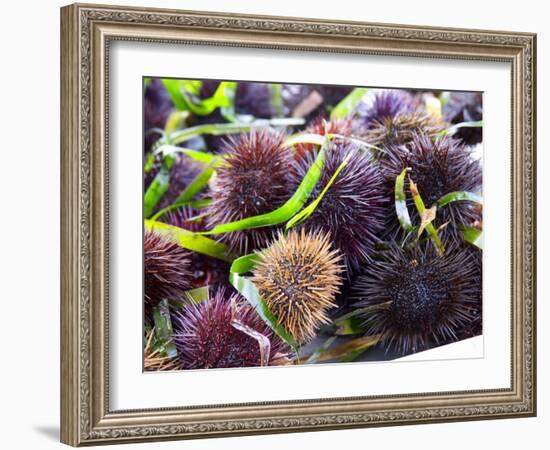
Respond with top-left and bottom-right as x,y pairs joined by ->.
144,231 -> 192,307
206,129 -> 297,254
252,229 -> 344,344
362,112 -> 443,152
294,117 -> 354,161
381,133 -> 482,244
355,89 -> 415,130
172,289 -> 291,369
352,242 -> 481,355
295,142 -> 388,272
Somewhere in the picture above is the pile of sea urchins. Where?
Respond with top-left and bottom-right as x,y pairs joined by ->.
143,82 -> 483,370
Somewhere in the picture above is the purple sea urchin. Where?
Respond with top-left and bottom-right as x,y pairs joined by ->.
172,289 -> 291,369
381,133 -> 482,243
355,89 -> 415,130
144,231 -> 192,307
206,129 -> 297,254
295,142 -> 388,272
352,242 -> 481,354
252,229 -> 344,344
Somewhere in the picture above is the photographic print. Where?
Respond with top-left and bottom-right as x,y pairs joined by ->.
143,79 -> 483,371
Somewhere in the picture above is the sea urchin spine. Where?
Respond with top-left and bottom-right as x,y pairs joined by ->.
252,229 -> 344,344
355,89 -> 415,130
295,142 -> 388,272
172,289 -> 291,369
206,129 -> 297,254
144,230 -> 192,307
381,133 -> 482,244
352,242 -> 481,355
362,111 -> 443,153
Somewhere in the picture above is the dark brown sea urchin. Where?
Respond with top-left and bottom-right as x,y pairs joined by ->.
206,129 -> 297,254
172,289 -> 291,369
144,231 -> 192,307
362,112 -> 443,152
252,229 -> 344,344
381,133 -> 482,243
352,242 -> 481,355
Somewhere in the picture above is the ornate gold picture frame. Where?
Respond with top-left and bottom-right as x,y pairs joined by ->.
60,3 -> 536,446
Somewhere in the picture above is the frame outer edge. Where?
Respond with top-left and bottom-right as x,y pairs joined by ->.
61,3 -> 81,447
60,2 -> 536,445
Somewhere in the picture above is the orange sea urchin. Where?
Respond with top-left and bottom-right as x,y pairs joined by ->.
252,229 -> 344,344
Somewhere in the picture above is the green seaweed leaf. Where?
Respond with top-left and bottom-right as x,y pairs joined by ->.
286,151 -> 351,229
301,335 -> 380,363
229,254 -> 298,350
143,155 -> 174,218
183,286 -> 210,304
409,177 -> 445,255
159,118 -> 305,148
152,299 -> 177,358
144,219 -> 235,262
333,302 -> 392,326
270,83 -> 284,118
305,336 -> 338,364
282,133 -> 327,148
437,191 -> 483,208
438,120 -> 483,138
174,163 -> 217,204
155,145 -> 219,164
395,167 -> 414,232
201,139 -> 328,235
461,226 -> 483,250
330,87 -> 369,119
334,317 -> 367,336
162,79 -> 237,116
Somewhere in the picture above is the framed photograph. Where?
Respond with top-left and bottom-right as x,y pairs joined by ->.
60,3 -> 536,446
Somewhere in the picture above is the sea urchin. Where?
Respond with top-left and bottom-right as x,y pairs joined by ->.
206,129 -> 297,254
352,242 -> 481,355
355,89 -> 415,130
362,112 -> 443,152
144,230 -> 192,307
172,289 -> 291,369
381,133 -> 482,243
295,141 -> 388,272
252,229 -> 344,344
